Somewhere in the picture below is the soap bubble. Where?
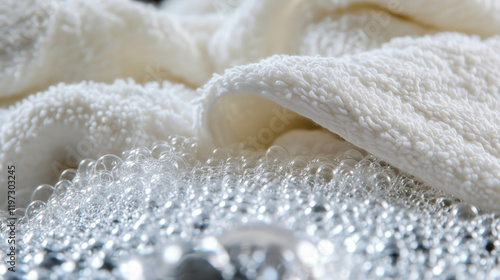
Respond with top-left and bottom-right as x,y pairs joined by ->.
25,201 -> 46,220
151,142 -> 173,159
95,154 -> 123,173
372,172 -> 392,194
343,149 -> 364,162
30,184 -> 55,203
315,163 -> 335,185
59,169 -> 77,182
78,159 -> 96,179
54,180 -> 72,197
266,145 -> 290,164
451,203 -> 479,220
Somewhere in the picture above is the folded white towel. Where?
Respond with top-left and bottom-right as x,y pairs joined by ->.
1,0 -> 500,210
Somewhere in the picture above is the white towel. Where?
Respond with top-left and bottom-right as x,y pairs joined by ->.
1,0 -> 500,210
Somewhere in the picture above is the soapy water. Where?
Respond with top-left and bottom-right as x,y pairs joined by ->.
1,135 -> 500,279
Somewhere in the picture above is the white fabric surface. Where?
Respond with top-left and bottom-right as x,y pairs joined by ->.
1,0 -> 500,210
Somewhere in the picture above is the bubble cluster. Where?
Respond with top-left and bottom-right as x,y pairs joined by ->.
1,135 -> 500,279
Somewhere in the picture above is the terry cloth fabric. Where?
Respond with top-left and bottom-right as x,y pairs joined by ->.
1,0 -> 500,210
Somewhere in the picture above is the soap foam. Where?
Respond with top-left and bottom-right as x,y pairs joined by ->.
1,135 -> 499,279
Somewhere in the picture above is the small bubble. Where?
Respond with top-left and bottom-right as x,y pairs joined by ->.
78,158 -> 96,177
54,180 -> 72,197
95,154 -> 123,173
334,159 -> 356,177
289,156 -> 308,170
30,184 -> 55,203
451,203 -> 478,220
315,164 -> 335,184
26,200 -> 46,220
372,172 -> 391,193
59,169 -> 77,182
265,145 -> 290,163
343,149 -> 364,162
151,142 -> 173,159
